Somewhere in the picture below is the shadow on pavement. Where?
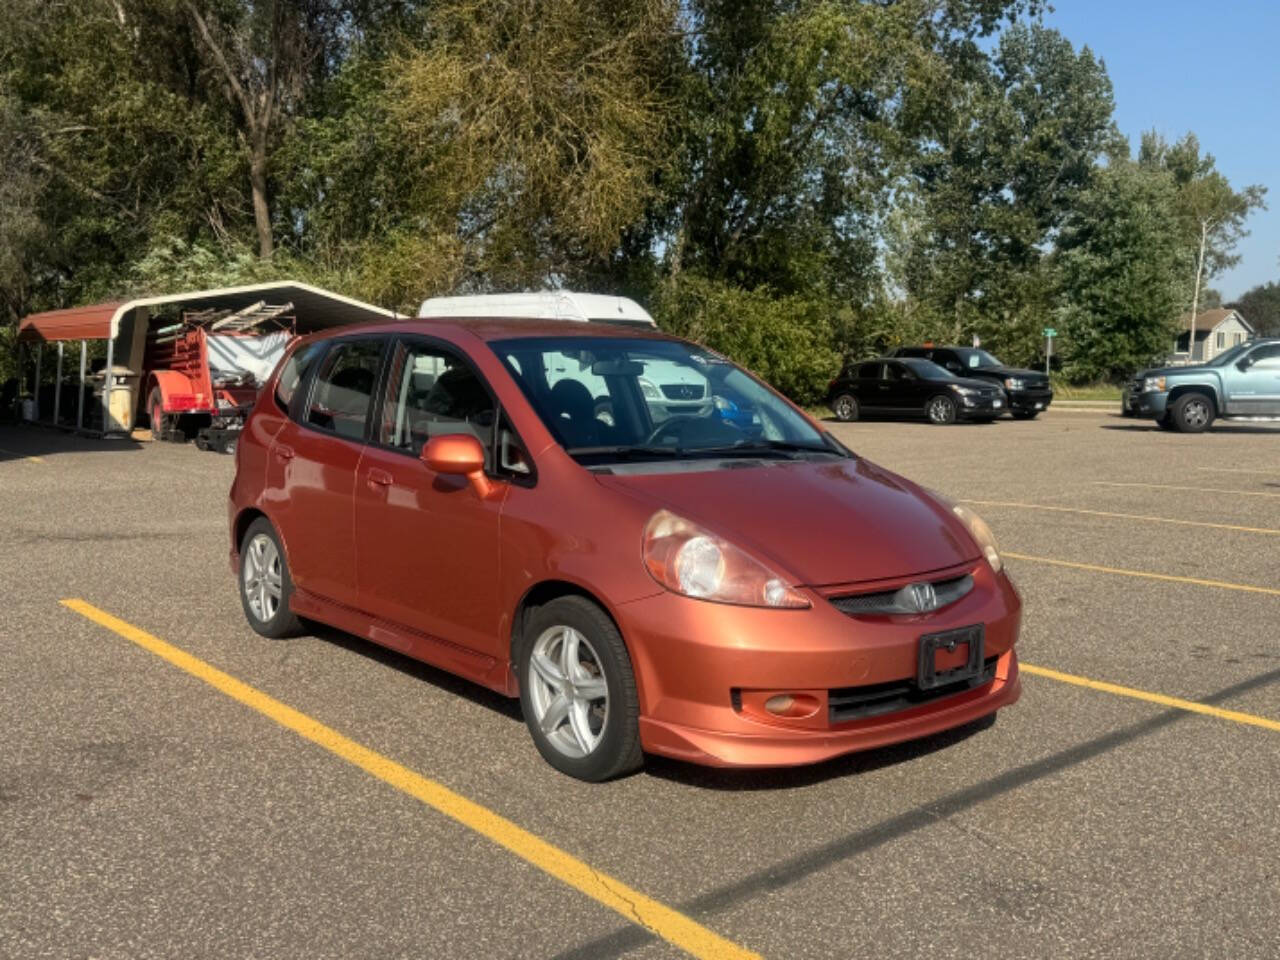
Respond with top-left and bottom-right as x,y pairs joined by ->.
552,665 -> 1280,960
0,424 -> 142,462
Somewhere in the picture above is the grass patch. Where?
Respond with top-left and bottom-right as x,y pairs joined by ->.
1050,379 -> 1122,401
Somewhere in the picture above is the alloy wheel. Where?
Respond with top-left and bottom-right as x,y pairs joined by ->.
834,395 -> 857,421
242,532 -> 283,622
928,396 -> 955,424
527,625 -> 609,759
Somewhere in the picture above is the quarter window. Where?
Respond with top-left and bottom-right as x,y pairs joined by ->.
274,342 -> 321,412
306,339 -> 384,439
856,362 -> 881,379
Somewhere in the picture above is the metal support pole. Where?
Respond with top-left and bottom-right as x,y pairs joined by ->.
1045,336 -> 1051,377
33,344 -> 42,421
102,333 -> 115,435
54,342 -> 64,425
77,340 -> 87,430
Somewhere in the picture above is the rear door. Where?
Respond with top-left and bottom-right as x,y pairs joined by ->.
264,336 -> 385,609
852,362 -> 884,412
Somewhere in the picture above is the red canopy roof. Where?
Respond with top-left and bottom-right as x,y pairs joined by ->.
18,303 -> 126,343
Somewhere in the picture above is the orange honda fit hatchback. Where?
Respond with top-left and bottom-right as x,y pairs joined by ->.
229,318 -> 1021,780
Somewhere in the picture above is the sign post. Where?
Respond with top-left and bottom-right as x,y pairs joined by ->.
1043,327 -> 1057,377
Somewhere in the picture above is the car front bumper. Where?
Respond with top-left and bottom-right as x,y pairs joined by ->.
1006,389 -> 1053,414
1136,390 -> 1170,417
957,395 -> 1005,418
615,560 -> 1022,767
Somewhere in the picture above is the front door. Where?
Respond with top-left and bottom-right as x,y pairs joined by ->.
1225,344 -> 1280,415
264,336 -> 385,609
882,361 -> 922,412
353,337 -> 508,657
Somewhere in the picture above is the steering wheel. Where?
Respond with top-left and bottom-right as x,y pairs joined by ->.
643,415 -> 738,448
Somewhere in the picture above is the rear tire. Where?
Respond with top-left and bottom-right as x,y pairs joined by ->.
926,394 -> 957,425
1170,393 -> 1214,433
832,393 -> 859,422
239,518 -> 304,638
519,596 -> 643,782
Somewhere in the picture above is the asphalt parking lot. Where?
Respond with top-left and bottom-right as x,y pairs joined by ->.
2,409 -> 1278,960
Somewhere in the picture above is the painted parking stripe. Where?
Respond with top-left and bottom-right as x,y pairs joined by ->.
1197,466 -> 1280,476
1002,552 -> 1280,597
1092,480 -> 1280,499
1022,664 -> 1280,733
61,599 -> 761,960
962,499 -> 1280,536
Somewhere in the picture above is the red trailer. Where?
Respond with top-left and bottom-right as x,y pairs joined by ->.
16,282 -> 399,446
144,301 -> 296,452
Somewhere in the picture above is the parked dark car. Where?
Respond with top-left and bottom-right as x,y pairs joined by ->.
826,358 -> 1006,424
891,346 -> 1052,419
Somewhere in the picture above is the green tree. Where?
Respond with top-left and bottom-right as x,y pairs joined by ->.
1138,132 -> 1266,343
1228,281 -> 1280,336
1056,161 -> 1184,381
893,23 -> 1119,364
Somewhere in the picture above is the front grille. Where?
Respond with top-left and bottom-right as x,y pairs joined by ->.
828,574 -> 973,617
829,655 -> 999,725
660,383 -> 704,401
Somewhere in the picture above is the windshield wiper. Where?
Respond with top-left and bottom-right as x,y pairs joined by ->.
690,440 -> 835,459
566,445 -> 682,460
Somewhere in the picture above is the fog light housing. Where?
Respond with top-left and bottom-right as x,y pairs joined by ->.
764,694 -> 796,715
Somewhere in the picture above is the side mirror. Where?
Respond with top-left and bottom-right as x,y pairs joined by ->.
1237,358 -> 1253,372
421,434 -> 494,499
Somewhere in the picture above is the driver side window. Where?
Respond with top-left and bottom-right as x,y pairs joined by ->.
378,340 -> 495,464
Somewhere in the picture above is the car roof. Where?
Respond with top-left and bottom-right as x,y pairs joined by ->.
294,316 -> 681,345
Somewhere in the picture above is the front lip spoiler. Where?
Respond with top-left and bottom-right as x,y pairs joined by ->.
637,652 -> 1021,767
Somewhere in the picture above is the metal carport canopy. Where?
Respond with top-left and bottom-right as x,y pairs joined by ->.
17,281 -> 401,343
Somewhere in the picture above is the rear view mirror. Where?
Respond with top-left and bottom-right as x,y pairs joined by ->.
422,434 -> 494,499
591,360 -> 644,377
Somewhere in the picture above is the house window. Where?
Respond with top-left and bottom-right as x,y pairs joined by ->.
1216,332 -> 1225,349
1234,333 -> 1243,346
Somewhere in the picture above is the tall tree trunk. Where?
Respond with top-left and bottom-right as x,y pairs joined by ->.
249,142 -> 273,259
1187,219 -> 1207,360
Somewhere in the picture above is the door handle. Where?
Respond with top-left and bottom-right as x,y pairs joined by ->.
275,444 -> 295,461
367,468 -> 393,489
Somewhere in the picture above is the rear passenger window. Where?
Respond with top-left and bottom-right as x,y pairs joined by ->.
856,363 -> 881,379
274,342 -> 321,412
306,339 -> 384,439
378,340 -> 496,462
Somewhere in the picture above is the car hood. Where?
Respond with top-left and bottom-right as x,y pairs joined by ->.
948,375 -> 1000,391
973,364 -> 1044,380
1137,365 -> 1212,378
595,458 -> 981,587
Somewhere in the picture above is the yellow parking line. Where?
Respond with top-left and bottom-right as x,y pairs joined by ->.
61,599 -> 760,960
0,448 -> 44,463
962,499 -> 1280,536
1022,663 -> 1280,733
1092,480 -> 1280,499
1002,552 -> 1280,597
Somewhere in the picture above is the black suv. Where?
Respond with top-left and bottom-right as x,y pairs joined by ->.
826,357 -> 1006,424
891,346 -> 1053,419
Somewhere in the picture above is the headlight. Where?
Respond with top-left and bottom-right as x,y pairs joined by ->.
712,395 -> 733,412
639,378 -> 661,400
953,386 -> 979,396
1004,377 -> 1024,391
642,510 -> 810,608
1143,376 -> 1166,392
951,503 -> 1003,574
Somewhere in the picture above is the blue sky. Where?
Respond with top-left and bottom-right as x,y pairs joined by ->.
1042,1 -> 1279,299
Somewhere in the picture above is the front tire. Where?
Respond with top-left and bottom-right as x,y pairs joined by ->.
239,518 -> 303,638
1171,393 -> 1215,433
832,393 -> 859,422
1011,410 -> 1039,420
926,394 -> 957,425
519,596 -> 642,782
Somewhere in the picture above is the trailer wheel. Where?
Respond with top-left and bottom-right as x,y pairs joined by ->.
148,388 -> 168,440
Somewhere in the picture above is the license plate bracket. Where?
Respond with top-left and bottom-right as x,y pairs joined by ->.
917,625 -> 984,690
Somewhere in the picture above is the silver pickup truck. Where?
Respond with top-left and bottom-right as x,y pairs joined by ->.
1123,339 -> 1280,432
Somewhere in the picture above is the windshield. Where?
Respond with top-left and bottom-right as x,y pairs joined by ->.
1207,342 -> 1252,367
492,336 -> 837,464
954,348 -> 1002,369
900,357 -> 955,379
